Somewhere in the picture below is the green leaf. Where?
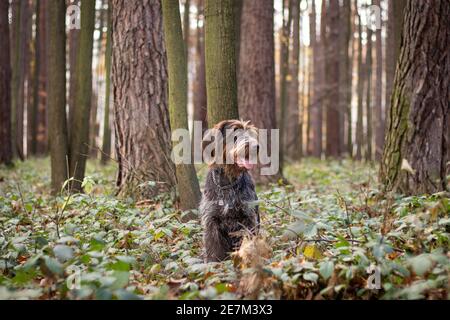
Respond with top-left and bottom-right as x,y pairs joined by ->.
410,255 -> 433,276
319,261 -> 334,280
54,245 -> 74,262
303,272 -> 319,283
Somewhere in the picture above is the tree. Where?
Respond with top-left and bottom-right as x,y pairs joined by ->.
47,0 -> 69,193
112,0 -> 176,199
162,0 -> 201,210
380,0 -> 449,195
238,0 -> 283,182
373,0 -> 383,160
204,0 -> 239,126
193,0 -> 207,131
0,0 -> 12,165
69,0 -> 96,191
355,3 -> 364,161
285,0 -> 302,161
101,0 -> 112,164
365,25 -> 373,161
385,0 -> 406,122
325,0 -> 341,158
279,0 -> 292,166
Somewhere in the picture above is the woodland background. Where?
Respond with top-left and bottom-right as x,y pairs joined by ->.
0,0 -> 448,300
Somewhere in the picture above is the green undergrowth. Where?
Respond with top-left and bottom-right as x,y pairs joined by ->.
0,158 -> 448,300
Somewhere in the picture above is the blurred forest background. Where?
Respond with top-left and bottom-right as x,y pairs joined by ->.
0,0 -> 448,300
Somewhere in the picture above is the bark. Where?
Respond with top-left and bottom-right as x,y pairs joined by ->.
204,0 -> 239,126
374,0 -> 383,161
365,26 -> 373,161
69,0 -> 96,191
385,0 -> 406,128
112,0 -> 176,199
101,0 -> 112,164
279,0 -> 292,166
162,0 -> 201,211
68,28 -> 80,128
193,0 -> 207,130
355,5 -> 364,161
0,0 -> 12,165
47,0 -> 69,193
183,0 -> 190,62
285,0 -> 301,161
325,0 -> 341,158
380,0 -> 449,195
238,0 -> 283,183
35,0 -> 48,155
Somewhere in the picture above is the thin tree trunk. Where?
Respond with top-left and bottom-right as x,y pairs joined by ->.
112,0 -> 176,199
101,0 -> 112,164
68,28 -> 80,129
380,0 -> 449,195
279,0 -> 293,166
355,3 -> 364,161
385,0 -> 406,127
286,0 -> 301,161
0,0 -> 12,165
193,0 -> 207,131
47,0 -> 69,193
365,26 -> 373,161
204,0 -> 239,126
36,0 -> 48,155
162,0 -> 201,211
325,0 -> 341,158
374,0 -> 383,161
69,0 -> 96,191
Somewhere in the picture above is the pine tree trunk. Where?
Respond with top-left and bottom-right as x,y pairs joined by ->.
47,0 -> 69,193
193,0 -> 207,131
0,0 -> 12,165
365,26 -> 373,161
68,28 -> 80,129
374,0 -> 383,161
285,0 -> 301,161
325,0 -> 341,158
101,0 -> 112,165
28,0 -> 39,156
279,0 -> 292,166
36,0 -> 48,155
112,0 -> 176,199
69,0 -> 96,192
355,5 -> 364,161
385,0 -> 406,127
204,0 -> 239,126
380,0 -> 449,195
238,0 -> 283,183
162,0 -> 201,211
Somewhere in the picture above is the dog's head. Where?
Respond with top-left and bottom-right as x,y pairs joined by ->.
202,120 -> 259,177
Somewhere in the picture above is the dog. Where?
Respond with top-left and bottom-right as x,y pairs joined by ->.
200,120 -> 260,262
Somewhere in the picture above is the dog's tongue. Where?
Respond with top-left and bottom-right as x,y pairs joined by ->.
237,159 -> 255,170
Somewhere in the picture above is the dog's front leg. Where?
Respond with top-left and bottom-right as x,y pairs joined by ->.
202,215 -> 230,262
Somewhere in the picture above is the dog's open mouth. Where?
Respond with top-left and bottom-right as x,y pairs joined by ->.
236,158 -> 256,170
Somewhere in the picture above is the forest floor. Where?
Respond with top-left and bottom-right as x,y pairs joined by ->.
0,158 -> 448,300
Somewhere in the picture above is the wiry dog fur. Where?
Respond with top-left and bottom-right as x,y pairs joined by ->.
200,120 -> 260,262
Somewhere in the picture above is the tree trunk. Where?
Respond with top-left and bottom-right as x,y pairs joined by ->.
162,0 -> 201,211
68,28 -> 80,129
0,0 -> 12,165
36,0 -> 48,155
374,0 -> 383,161
193,0 -> 207,131
385,0 -> 406,129
365,26 -> 373,161
238,0 -> 283,183
47,0 -> 69,193
380,0 -> 449,195
285,0 -> 301,161
112,0 -> 176,199
204,0 -> 239,126
355,4 -> 364,161
101,0 -> 112,164
325,0 -> 341,158
69,0 -> 96,192
279,0 -> 292,166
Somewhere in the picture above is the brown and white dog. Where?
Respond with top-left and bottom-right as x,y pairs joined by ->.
200,120 -> 260,262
